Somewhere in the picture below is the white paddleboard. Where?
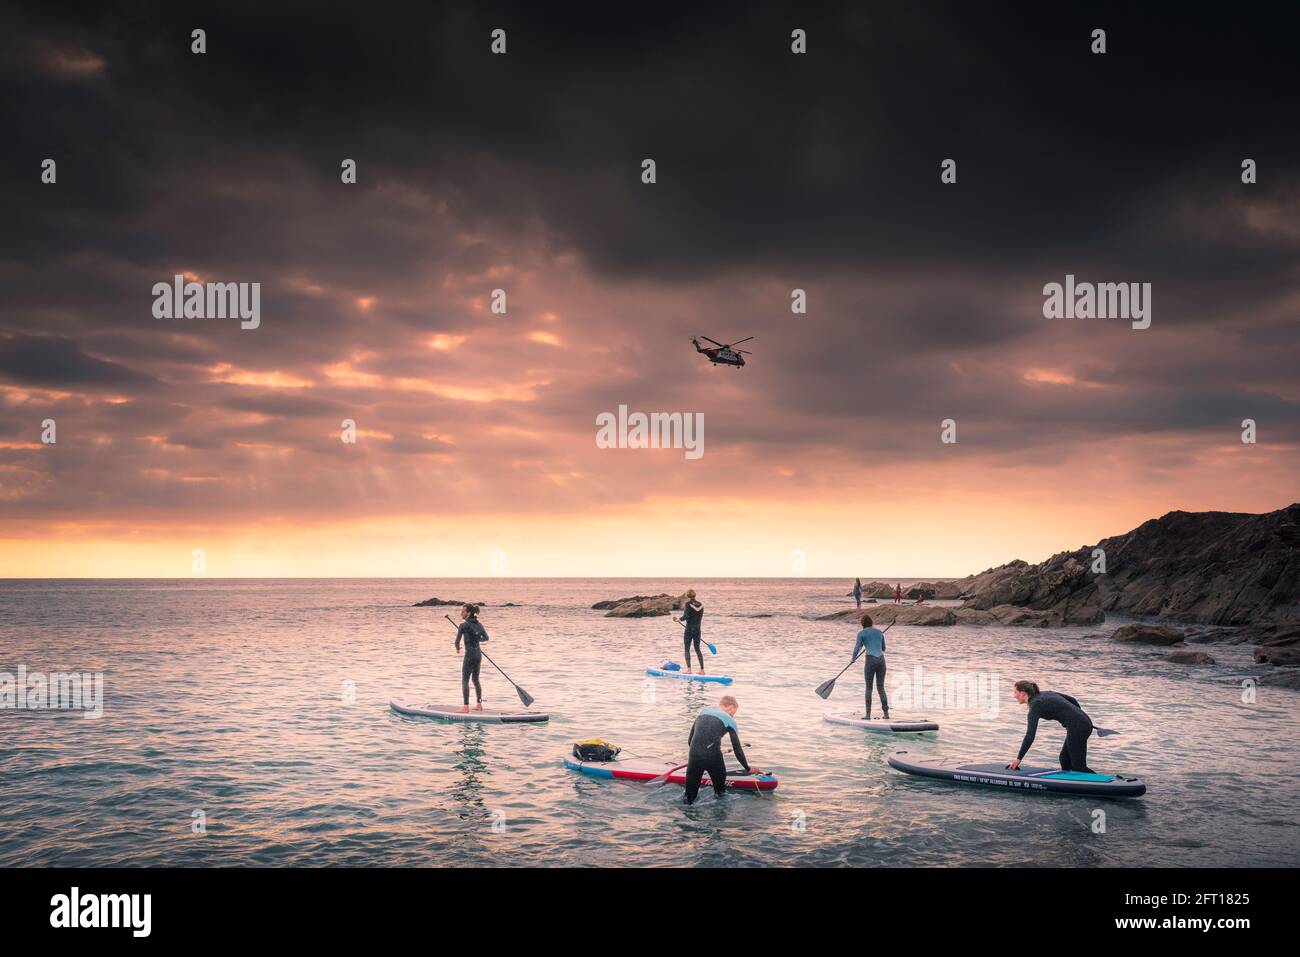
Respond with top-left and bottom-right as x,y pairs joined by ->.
824,709 -> 938,733
390,700 -> 549,723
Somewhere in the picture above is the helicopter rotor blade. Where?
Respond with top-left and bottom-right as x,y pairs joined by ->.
730,337 -> 755,346
701,336 -> 724,347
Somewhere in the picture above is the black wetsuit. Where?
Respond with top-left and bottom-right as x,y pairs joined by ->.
455,618 -> 488,705
1018,690 -> 1094,772
684,708 -> 749,804
681,599 -> 704,669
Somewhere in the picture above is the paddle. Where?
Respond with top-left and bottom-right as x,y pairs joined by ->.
646,762 -> 688,786
673,616 -> 717,655
444,614 -> 535,708
815,623 -> 893,699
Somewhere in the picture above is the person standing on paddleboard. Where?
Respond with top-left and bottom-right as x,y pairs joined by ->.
853,578 -> 863,608
1008,680 -> 1096,773
853,613 -> 890,720
454,603 -> 488,714
683,695 -> 761,804
673,589 -> 706,674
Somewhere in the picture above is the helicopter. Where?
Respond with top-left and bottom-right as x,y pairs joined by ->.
692,335 -> 754,368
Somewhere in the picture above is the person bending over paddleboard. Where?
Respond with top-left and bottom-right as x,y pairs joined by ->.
454,603 -> 488,713
683,695 -> 761,804
673,589 -> 706,674
853,613 -> 889,720
1008,680 -> 1095,773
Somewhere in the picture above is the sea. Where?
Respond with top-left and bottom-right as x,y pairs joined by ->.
2,578 -> 1297,867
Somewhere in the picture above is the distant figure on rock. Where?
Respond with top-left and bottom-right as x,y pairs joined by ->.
893,583 -> 903,604
853,578 -> 863,608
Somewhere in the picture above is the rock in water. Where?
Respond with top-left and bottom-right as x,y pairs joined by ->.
413,597 -> 487,607
597,593 -> 685,617
1167,651 -> 1216,665
1111,624 -> 1187,645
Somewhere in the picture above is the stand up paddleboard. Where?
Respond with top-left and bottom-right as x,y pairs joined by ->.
390,700 -> 549,723
645,666 -> 733,684
563,755 -> 777,791
824,710 -> 939,733
888,751 -> 1145,797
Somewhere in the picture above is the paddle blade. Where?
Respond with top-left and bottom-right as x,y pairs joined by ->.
706,642 -> 718,655
516,686 -> 536,708
814,678 -> 837,699
1095,726 -> 1120,737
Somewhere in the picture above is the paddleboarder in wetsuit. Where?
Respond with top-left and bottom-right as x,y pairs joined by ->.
853,613 -> 890,720
454,603 -> 488,713
673,589 -> 706,674
1008,680 -> 1095,773
683,695 -> 761,804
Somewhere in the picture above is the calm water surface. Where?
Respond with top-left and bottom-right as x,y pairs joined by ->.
2,578 -> 1297,867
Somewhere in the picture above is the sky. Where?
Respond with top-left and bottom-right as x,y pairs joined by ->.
1,2 -> 1297,578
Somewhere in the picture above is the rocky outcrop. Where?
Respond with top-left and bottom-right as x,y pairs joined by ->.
1092,504 -> 1300,624
845,581 -> 896,599
413,597 -> 486,607
818,605 -> 955,626
1111,624 -> 1187,645
820,600 -> 1103,628
954,555 -> 1104,625
595,593 -> 684,618
954,504 -> 1300,630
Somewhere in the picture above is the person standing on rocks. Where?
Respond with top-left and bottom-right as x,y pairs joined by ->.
853,578 -> 863,608
893,583 -> 903,604
1008,680 -> 1096,774
673,589 -> 706,674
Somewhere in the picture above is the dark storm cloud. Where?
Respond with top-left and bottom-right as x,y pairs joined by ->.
6,1 -> 1298,282
0,333 -> 156,388
0,1 -> 1297,530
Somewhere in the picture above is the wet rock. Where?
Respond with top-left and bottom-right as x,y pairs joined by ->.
1255,646 -> 1300,667
1167,651 -> 1216,665
1111,624 -> 1187,645
818,605 -> 955,626
598,594 -> 684,618
413,597 -> 486,607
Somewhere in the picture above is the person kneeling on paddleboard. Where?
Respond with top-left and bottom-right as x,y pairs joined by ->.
455,604 -> 488,714
684,695 -> 761,804
854,613 -> 889,720
673,589 -> 706,674
1008,680 -> 1095,773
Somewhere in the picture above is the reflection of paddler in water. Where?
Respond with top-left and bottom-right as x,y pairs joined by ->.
671,589 -> 706,674
454,603 -> 488,714
448,723 -> 491,819
1008,680 -> 1096,773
